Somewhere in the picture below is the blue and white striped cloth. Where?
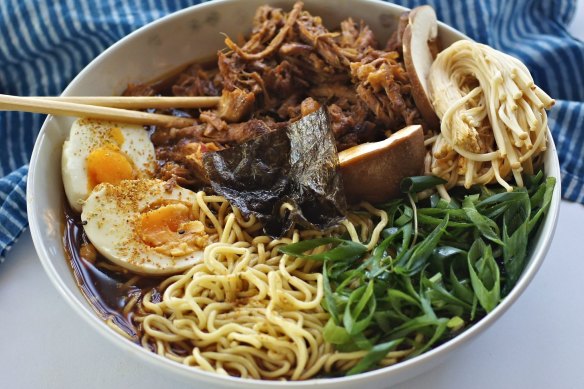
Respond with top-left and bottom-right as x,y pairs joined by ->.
1,0 -> 583,261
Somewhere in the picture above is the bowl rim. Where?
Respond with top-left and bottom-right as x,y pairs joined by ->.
26,0 -> 562,386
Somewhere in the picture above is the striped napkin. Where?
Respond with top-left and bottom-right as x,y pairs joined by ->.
1,0 -> 583,261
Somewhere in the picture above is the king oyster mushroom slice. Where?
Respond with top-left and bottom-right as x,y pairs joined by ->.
338,125 -> 425,204
402,6 -> 441,130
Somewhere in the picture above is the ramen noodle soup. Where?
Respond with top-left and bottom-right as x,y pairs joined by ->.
61,2 -> 556,380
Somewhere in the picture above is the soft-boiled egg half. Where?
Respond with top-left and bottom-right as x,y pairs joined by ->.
81,179 -> 208,275
62,118 -> 156,212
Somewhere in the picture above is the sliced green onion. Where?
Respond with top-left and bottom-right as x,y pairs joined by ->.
347,339 -> 403,375
400,175 -> 447,194
279,237 -> 366,262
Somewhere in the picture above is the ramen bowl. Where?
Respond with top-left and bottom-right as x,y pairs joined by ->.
26,0 -> 561,388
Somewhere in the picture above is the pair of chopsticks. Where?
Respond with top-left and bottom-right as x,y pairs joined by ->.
0,94 -> 221,128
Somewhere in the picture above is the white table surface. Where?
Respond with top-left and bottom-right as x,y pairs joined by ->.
2,2 -> 584,389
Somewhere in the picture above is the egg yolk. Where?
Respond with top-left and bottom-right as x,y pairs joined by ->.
86,146 -> 134,190
138,203 -> 208,257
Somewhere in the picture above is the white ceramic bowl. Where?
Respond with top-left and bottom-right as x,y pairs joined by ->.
26,1 -> 561,388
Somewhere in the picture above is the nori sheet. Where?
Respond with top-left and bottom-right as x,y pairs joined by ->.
203,108 -> 347,236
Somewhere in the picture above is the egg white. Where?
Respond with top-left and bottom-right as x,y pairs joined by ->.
81,179 -> 205,275
62,118 -> 156,212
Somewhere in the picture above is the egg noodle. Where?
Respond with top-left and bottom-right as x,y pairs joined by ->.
101,192 -> 411,380
426,40 -> 554,192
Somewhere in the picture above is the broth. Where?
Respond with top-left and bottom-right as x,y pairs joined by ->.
62,204 -> 162,342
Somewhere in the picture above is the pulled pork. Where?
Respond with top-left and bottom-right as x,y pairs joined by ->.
124,1 -> 426,189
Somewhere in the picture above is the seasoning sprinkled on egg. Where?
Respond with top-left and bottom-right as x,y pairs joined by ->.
62,118 -> 156,213
81,179 -> 206,275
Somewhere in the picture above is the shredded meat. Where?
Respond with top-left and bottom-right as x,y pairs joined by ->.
153,120 -> 281,187
123,3 -> 426,189
300,97 -> 321,117
152,118 -> 275,147
156,142 -> 223,188
171,64 -> 222,97
217,88 -> 256,123
385,12 -> 410,53
123,83 -> 155,97
339,18 -> 378,61
351,50 -> 422,128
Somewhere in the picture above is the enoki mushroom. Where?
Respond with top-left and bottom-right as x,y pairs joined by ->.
427,40 -> 554,191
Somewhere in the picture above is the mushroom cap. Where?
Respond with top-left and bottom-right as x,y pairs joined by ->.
403,6 -> 441,131
338,125 -> 425,204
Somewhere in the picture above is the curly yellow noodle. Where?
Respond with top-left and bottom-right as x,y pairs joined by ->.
124,192 -> 413,380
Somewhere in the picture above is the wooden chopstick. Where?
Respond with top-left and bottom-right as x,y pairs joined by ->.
0,94 -> 200,128
37,95 -> 221,109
